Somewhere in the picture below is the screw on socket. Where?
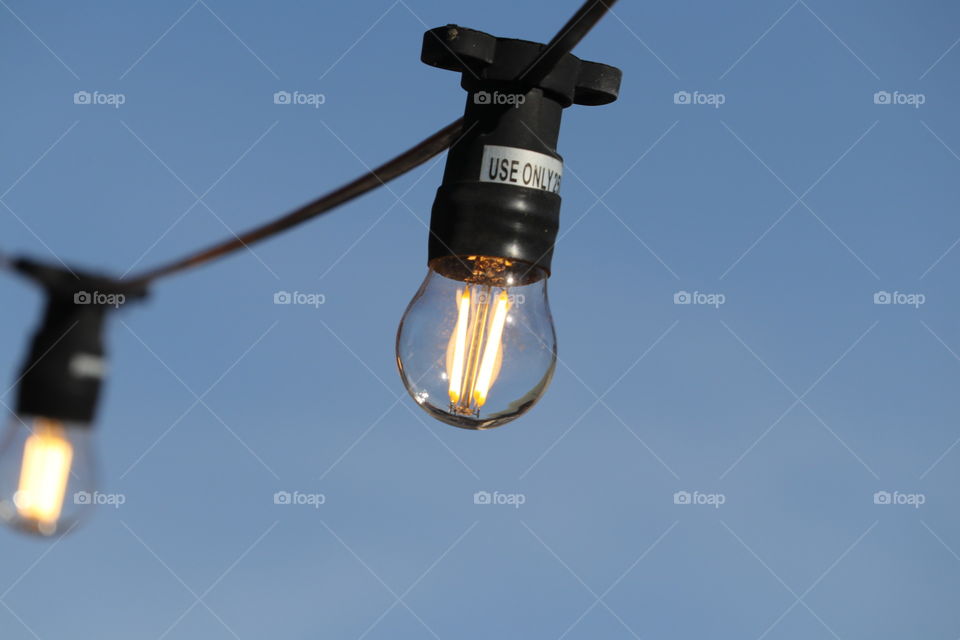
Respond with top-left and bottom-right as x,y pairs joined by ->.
420,25 -> 622,274
11,259 -> 148,424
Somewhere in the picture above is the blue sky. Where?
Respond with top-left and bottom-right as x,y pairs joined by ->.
2,1 -> 960,638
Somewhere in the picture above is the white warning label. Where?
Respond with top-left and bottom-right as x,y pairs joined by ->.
479,145 -> 563,194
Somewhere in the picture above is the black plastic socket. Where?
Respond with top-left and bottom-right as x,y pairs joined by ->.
12,259 -> 147,425
422,25 -> 621,274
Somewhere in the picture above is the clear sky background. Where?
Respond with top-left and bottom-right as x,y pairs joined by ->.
2,1 -> 960,638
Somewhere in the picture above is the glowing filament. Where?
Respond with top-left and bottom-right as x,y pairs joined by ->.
15,420 -> 73,528
447,287 -> 511,415
473,291 -> 509,407
448,289 -> 472,404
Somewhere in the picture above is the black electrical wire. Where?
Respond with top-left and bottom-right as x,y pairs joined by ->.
125,119 -> 465,286
5,0 -> 617,287
518,0 -> 616,86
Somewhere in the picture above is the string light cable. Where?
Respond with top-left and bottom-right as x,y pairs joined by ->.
0,0 -> 622,536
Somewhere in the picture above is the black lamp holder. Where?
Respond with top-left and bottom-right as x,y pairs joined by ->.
422,24 -> 622,274
12,259 -> 147,425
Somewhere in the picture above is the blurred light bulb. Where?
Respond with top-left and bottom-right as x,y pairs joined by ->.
397,255 -> 556,429
0,415 -> 95,536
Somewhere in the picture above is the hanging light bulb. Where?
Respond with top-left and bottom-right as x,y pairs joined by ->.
0,416 -> 95,536
397,25 -> 621,429
0,259 -> 145,536
398,255 -> 556,429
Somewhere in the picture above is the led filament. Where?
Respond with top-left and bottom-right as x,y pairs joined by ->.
447,287 -> 511,415
15,418 -> 74,530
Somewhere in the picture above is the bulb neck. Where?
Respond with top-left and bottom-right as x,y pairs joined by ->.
421,25 -> 621,275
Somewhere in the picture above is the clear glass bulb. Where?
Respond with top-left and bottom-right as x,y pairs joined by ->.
397,255 -> 557,429
0,415 -> 96,536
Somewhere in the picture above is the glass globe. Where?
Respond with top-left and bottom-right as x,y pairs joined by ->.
0,414 -> 96,536
396,255 -> 557,429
